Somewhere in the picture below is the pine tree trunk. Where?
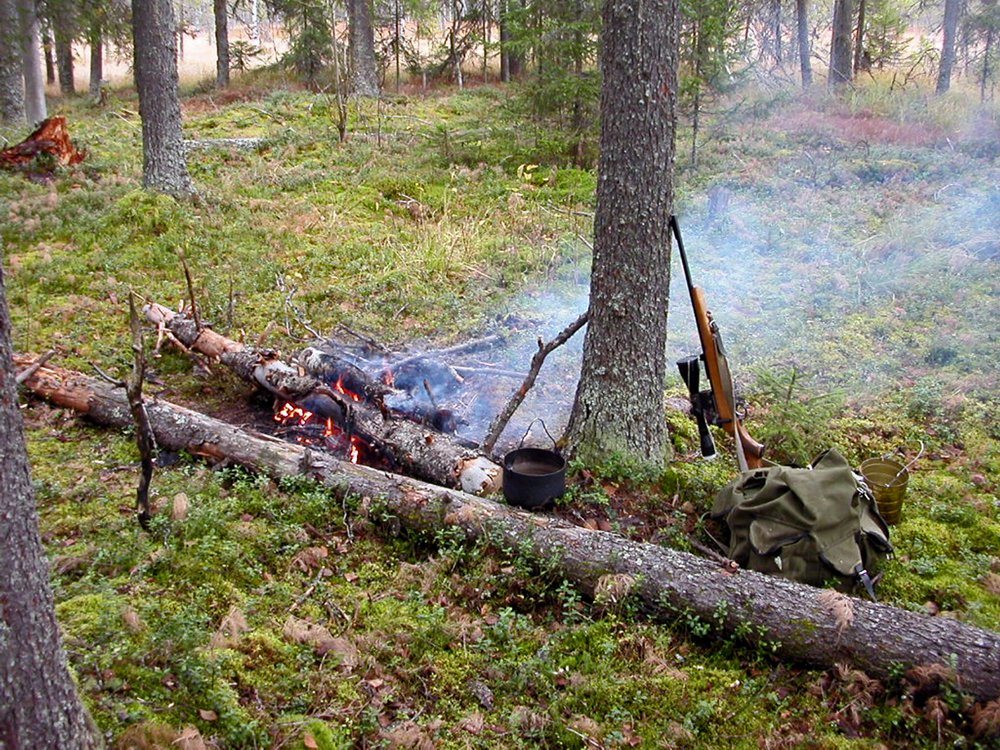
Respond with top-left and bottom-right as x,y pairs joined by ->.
0,260 -> 100,749
499,0 -> 511,82
796,0 -> 812,86
54,22 -> 75,95
853,0 -> 866,73
346,0 -> 379,96
936,0 -> 960,93
43,27 -> 56,83
0,0 -> 25,124
131,0 -> 195,198
773,0 -> 782,64
214,0 -> 230,88
88,23 -> 103,99
562,0 -> 676,468
16,0 -> 47,124
828,0 -> 854,85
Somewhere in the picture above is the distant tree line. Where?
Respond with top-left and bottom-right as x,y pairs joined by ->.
3,0 -> 998,133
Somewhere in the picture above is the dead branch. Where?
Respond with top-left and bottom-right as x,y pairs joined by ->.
126,293 -> 156,529
15,349 -> 56,385
482,311 -> 589,455
177,249 -> 201,331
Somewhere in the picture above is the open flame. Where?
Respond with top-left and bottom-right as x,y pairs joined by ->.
275,402 -> 360,464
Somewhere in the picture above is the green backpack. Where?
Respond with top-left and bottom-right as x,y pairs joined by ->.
711,449 -> 893,599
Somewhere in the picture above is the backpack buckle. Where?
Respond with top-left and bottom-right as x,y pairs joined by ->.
854,563 -> 877,602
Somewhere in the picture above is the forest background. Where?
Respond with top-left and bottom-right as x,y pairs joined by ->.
1,0 -> 999,747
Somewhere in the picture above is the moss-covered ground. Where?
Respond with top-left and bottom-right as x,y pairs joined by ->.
2,69 -> 998,748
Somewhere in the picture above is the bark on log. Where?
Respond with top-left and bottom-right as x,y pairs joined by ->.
16,355 -> 1000,703
143,304 -> 500,494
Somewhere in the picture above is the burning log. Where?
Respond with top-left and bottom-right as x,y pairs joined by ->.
16,353 -> 1000,704
0,117 -> 86,172
143,303 -> 500,494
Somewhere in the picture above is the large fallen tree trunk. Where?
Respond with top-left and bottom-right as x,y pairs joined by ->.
143,303 -> 499,494
16,355 -> 1000,703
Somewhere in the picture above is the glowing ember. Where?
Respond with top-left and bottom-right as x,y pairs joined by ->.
276,402 -> 313,425
334,377 -> 362,402
275,401 -> 363,465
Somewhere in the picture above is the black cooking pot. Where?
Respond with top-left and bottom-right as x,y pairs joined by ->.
502,421 -> 566,510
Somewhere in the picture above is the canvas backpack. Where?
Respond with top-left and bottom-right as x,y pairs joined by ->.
711,448 -> 893,599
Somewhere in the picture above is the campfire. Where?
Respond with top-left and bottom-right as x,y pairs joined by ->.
145,303 -> 587,494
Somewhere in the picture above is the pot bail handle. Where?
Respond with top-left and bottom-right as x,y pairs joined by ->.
519,418 -> 558,451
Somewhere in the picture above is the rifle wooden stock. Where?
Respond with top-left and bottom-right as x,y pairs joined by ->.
672,215 -> 764,471
690,288 -> 765,470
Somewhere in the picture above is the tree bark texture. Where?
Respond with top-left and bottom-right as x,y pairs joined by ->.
0,280 -> 99,748
562,0 -> 676,468
143,304 -> 500,494
852,0 -> 866,73
796,0 -> 812,86
131,0 -> 195,198
936,0 -> 961,94
16,0 -> 47,124
214,0 -> 230,88
829,0 -> 854,85
54,20 -> 75,95
15,355 -> 1000,704
0,0 -> 25,124
43,28 -> 56,84
346,0 -> 379,96
88,22 -> 103,99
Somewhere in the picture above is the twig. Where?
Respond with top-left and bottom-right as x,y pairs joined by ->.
15,349 -> 56,384
90,362 -> 125,387
336,323 -> 390,354
177,248 -> 201,331
390,334 -> 503,370
451,365 -> 526,379
422,379 -> 439,411
255,321 -> 277,350
482,311 -> 589,454
126,292 -> 157,531
226,275 -> 235,330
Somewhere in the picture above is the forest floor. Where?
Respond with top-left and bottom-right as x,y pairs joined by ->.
2,68 -> 999,749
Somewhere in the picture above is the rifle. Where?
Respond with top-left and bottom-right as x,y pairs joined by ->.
671,215 -> 765,472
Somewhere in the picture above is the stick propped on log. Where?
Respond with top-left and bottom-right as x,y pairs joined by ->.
15,354 -> 1000,704
143,303 -> 500,494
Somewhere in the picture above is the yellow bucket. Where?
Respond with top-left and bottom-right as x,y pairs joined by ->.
860,458 -> 908,525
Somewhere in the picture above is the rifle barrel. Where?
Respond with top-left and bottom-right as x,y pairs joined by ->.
669,215 -> 696,296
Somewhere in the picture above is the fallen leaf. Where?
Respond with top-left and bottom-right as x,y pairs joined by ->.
122,607 -> 144,633
173,725 -> 206,750
282,615 -> 356,660
315,636 -> 360,668
458,712 -> 484,735
345,572 -> 360,583
198,708 -> 218,721
291,545 -> 328,573
209,606 -> 250,649
171,493 -> 189,521
303,733 -> 319,749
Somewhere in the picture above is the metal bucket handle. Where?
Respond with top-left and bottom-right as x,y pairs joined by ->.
519,418 -> 558,452
880,440 -> 924,482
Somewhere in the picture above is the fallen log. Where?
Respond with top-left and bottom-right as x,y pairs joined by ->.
16,355 -> 1000,703
143,303 -> 499,494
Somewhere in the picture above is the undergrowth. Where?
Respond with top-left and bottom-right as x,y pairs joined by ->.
3,70 -> 998,748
